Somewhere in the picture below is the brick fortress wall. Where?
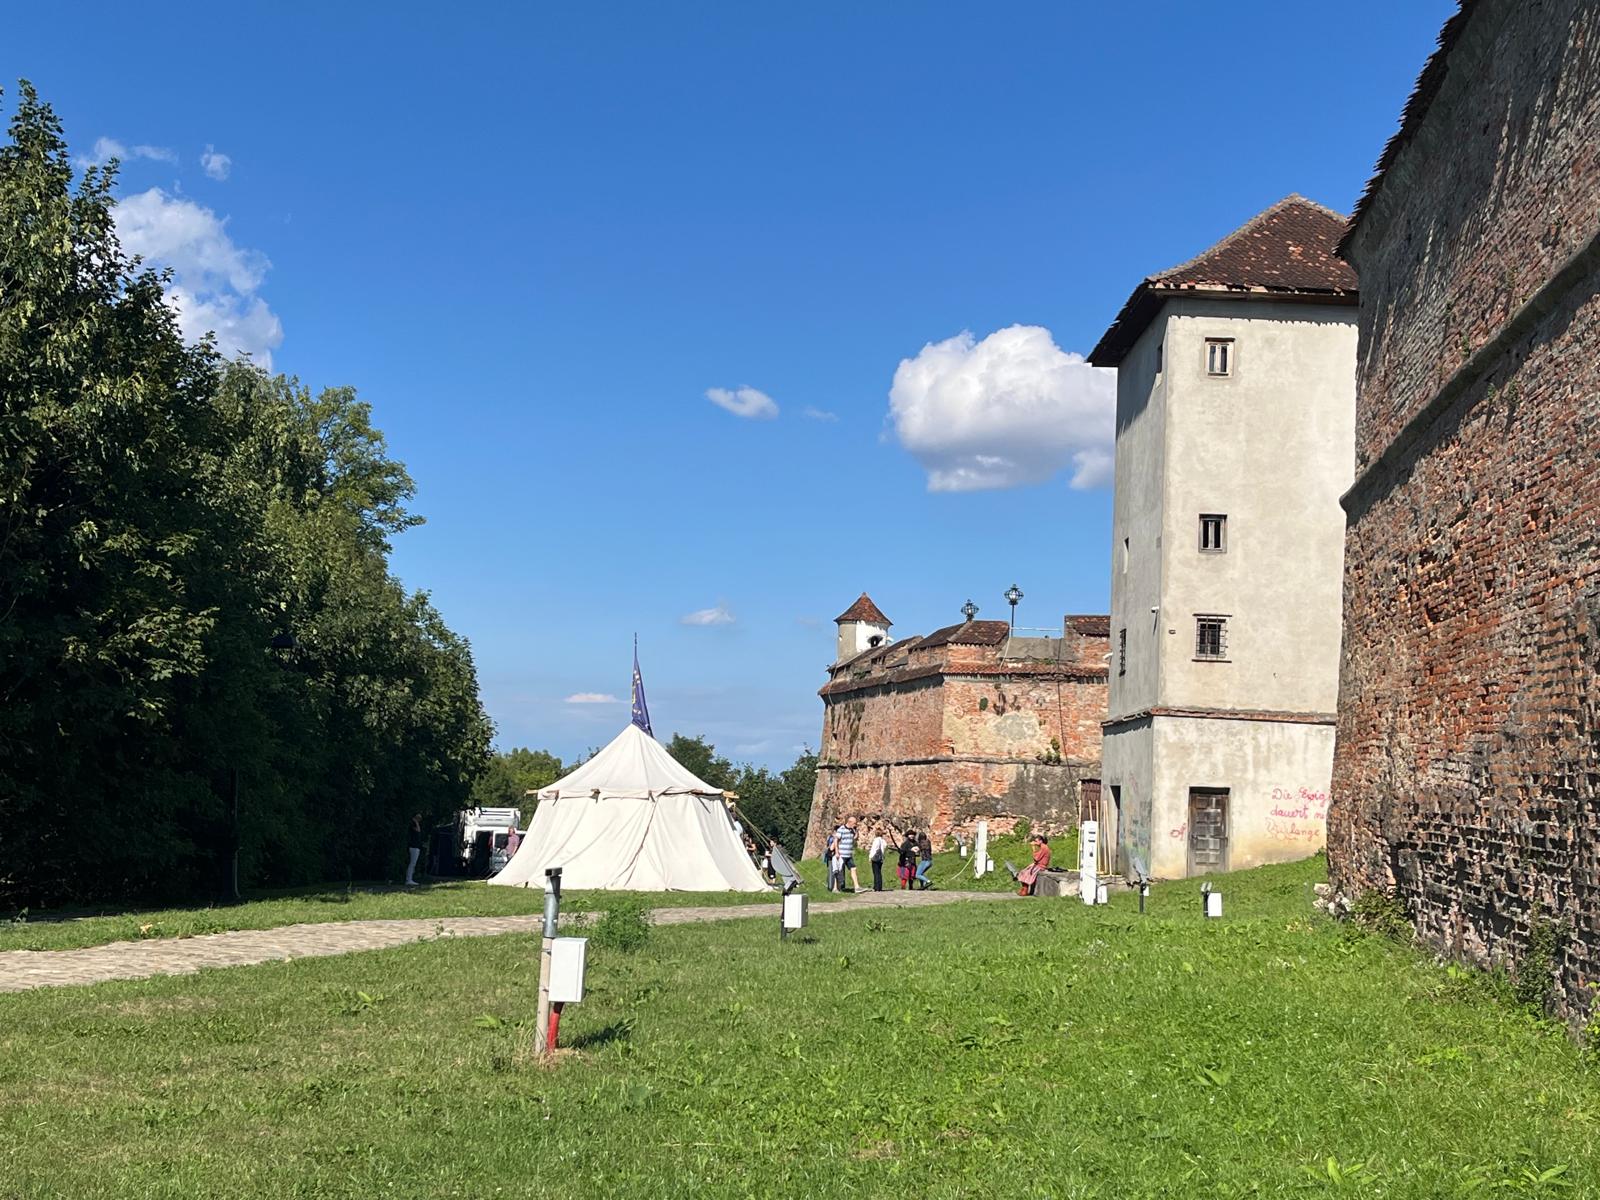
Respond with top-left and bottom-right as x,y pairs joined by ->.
804,617 -> 1109,856
1331,0 -> 1600,1021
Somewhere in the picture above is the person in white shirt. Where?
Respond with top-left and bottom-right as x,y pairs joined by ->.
867,827 -> 888,891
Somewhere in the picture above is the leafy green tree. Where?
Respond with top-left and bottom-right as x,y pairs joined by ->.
0,84 -> 492,906
663,732 -> 815,853
470,748 -> 564,812
664,734 -> 734,791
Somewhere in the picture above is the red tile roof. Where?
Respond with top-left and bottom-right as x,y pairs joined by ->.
834,593 -> 891,626
1089,195 -> 1359,367
914,620 -> 1010,650
1065,614 -> 1110,638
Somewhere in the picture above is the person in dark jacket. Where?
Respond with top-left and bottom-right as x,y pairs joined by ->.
915,831 -> 934,890
404,813 -> 424,887
897,831 -> 918,890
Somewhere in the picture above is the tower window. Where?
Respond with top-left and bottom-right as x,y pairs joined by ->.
1195,615 -> 1229,661
1122,537 -> 1130,574
1205,338 -> 1234,377
1118,628 -> 1127,676
1199,514 -> 1227,552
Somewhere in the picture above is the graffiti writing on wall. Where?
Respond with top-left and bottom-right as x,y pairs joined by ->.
1264,786 -> 1328,844
1268,786 -> 1329,822
1169,822 -> 1186,840
1264,817 -> 1323,842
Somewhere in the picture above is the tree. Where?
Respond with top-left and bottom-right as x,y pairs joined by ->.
664,732 -> 815,853
470,748 -> 564,812
0,85 -> 493,906
663,734 -> 734,791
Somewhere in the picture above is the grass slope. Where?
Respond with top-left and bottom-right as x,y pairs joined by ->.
4,856 -> 1592,1198
0,837 -> 1038,952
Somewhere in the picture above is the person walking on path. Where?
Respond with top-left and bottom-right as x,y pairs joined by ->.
897,831 -> 918,890
867,826 -> 887,891
833,816 -> 864,893
822,828 -> 837,892
404,814 -> 425,887
915,831 -> 934,890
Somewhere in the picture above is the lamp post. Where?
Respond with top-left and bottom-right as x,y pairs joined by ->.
1004,584 -> 1023,631
961,599 -> 978,622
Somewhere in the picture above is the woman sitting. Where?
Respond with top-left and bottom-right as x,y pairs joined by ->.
1016,834 -> 1051,896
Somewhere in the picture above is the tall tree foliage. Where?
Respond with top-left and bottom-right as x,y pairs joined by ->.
0,85 -> 491,906
664,734 -> 814,852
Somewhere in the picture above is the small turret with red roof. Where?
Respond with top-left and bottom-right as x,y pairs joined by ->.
834,592 -> 892,663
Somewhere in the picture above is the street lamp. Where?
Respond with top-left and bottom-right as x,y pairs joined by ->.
961,599 -> 978,622
1004,584 -> 1023,631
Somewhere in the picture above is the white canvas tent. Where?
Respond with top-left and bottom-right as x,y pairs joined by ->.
489,723 -> 770,892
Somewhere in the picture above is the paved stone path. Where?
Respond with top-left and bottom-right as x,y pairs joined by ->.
0,888 -> 1014,994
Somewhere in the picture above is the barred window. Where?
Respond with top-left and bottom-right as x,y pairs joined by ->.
1195,615 -> 1228,660
1118,628 -> 1127,676
1200,514 -> 1226,552
1205,338 -> 1233,377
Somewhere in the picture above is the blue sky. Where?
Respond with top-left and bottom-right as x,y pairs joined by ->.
7,1 -> 1455,768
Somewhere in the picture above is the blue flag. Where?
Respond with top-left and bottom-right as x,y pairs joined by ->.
630,637 -> 653,736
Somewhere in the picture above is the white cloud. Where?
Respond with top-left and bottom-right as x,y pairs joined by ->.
888,325 -> 1116,492
564,692 -> 620,704
802,406 -> 838,421
681,605 -> 736,627
200,145 -> 232,181
81,137 -> 177,168
114,187 -> 284,366
707,386 -> 778,420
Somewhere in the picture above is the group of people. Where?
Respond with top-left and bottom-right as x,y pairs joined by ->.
822,814 -> 934,892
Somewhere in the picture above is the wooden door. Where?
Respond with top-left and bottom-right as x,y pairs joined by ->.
1187,788 -> 1229,874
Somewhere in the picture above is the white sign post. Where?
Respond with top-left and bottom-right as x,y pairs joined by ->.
1079,820 -> 1099,905
973,821 -> 989,879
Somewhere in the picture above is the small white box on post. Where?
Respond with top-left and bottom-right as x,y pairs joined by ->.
781,891 -> 808,941
1079,820 -> 1099,905
1201,884 -> 1223,919
548,936 -> 588,1003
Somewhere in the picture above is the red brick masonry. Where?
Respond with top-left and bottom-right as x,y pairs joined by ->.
805,617 -> 1108,855
1331,0 -> 1600,1022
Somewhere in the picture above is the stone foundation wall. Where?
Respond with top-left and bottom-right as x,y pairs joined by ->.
805,757 -> 1096,856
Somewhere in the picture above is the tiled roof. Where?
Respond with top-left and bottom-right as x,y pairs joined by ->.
1064,614 -> 1110,638
1341,1 -> 1477,254
1088,195 -> 1359,367
820,659 -> 1108,699
914,620 -> 1010,650
835,593 -> 891,626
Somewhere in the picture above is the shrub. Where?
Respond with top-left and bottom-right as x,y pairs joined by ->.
1512,913 -> 1567,1014
1350,890 -> 1412,943
588,896 -> 652,954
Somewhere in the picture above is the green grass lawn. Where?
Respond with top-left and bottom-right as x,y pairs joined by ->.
0,835 -> 1041,952
2,855 -> 1595,1198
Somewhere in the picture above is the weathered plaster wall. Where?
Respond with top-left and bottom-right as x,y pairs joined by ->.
1147,716 -> 1334,878
1331,0 -> 1600,1021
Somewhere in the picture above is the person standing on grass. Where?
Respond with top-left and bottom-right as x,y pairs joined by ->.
823,827 -> 836,892
833,815 -> 864,893
915,831 -> 934,890
867,825 -> 887,891
404,813 -> 425,887
897,830 -> 918,889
